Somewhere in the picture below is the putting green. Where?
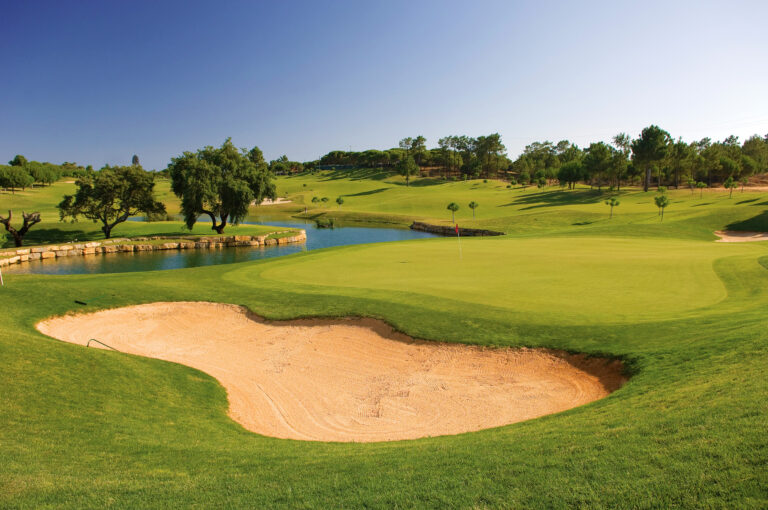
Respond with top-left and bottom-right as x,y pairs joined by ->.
260,236 -> 733,324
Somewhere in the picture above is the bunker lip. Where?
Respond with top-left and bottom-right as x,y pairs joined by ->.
715,230 -> 768,242
37,302 -> 627,443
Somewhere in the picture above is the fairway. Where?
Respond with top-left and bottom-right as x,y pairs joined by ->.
260,235 -> 732,324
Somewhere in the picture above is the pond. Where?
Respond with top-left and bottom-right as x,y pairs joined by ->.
4,220 -> 438,275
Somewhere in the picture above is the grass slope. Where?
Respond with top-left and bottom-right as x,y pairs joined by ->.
268,169 -> 768,238
1,171 -> 767,508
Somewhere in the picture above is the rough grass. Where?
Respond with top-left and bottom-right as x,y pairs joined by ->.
1,171 -> 767,508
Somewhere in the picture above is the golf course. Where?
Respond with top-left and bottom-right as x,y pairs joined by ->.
5,2 -> 768,506
1,168 -> 767,508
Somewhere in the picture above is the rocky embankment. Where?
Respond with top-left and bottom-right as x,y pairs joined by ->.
410,222 -> 504,236
0,231 -> 306,268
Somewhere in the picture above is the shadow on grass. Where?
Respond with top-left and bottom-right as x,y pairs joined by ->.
499,189 -> 607,210
736,198 -> 760,205
342,188 -> 389,197
391,177 -> 449,188
691,202 -> 713,207
322,168 -> 391,182
725,210 -> 768,232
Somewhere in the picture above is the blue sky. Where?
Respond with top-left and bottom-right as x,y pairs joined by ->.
1,0 -> 767,170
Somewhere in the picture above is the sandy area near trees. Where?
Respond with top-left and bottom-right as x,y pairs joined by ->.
38,302 -> 625,442
715,230 -> 768,242
253,197 -> 292,206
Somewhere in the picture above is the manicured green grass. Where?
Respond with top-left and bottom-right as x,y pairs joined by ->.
268,169 -> 768,238
1,170 -> 767,508
259,236 -> 748,324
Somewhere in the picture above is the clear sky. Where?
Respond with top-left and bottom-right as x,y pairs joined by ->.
2,0 -> 767,170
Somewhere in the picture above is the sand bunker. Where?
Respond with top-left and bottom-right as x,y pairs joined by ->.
37,302 -> 625,442
715,230 -> 768,242
253,197 -> 292,206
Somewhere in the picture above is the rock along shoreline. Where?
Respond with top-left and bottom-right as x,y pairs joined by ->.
0,230 -> 307,268
410,222 -> 504,237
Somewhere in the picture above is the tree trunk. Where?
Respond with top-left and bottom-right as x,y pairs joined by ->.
644,167 -> 651,192
102,224 -> 112,239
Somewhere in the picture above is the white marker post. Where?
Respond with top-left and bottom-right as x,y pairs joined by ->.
0,266 -> 4,286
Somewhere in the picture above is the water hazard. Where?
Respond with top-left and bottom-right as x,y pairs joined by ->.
5,219 -> 438,275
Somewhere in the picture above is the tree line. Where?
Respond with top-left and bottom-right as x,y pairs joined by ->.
304,127 -> 768,190
528,127 -> 768,192
0,155 -> 92,193
316,133 -> 509,179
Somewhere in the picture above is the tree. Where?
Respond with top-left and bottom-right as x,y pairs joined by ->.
398,137 -> 413,160
612,134 -> 632,190
687,178 -> 696,194
321,197 -> 329,204
740,177 -> 749,193
582,142 -> 612,190
8,155 -> 27,167
397,155 -> 418,186
446,202 -> 459,223
668,139 -> 695,188
468,201 -> 479,219
631,125 -> 671,192
742,135 -> 768,172
696,181 -> 707,198
132,154 -> 140,166
167,139 -> 276,234
25,162 -> 57,186
654,194 -> 670,221
59,165 -> 165,239
612,133 -> 632,155
723,176 -> 737,198
0,165 -> 34,193
410,136 -> 427,166
557,161 -> 582,189
604,197 -> 619,218
0,210 -> 41,247
311,196 -> 319,204
474,133 -> 506,178
336,196 -> 344,208
719,156 -> 739,183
